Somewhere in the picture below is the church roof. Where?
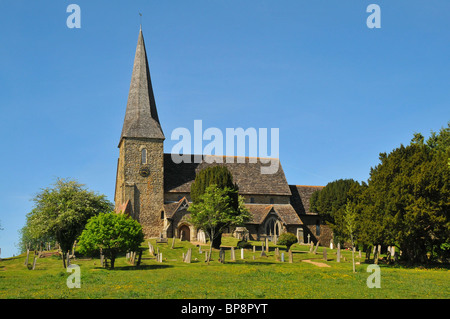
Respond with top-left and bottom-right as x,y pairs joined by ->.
120,28 -> 164,144
163,154 -> 292,196
289,185 -> 323,215
245,204 -> 302,225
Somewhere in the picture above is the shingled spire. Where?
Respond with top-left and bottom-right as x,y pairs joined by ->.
120,28 -> 164,144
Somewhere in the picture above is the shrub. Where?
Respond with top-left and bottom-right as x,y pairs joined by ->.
236,240 -> 252,249
277,232 -> 297,251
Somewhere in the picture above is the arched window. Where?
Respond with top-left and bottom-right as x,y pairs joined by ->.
265,217 -> 280,236
141,148 -> 147,164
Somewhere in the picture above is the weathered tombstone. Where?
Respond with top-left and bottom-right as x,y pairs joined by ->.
265,238 -> 269,253
159,253 -> 163,263
323,248 -> 327,261
307,234 -> 311,244
219,249 -> 225,263
281,253 -> 285,262
148,242 -> 154,256
253,245 -> 256,253
241,248 -> 244,260
289,250 -> 293,263
275,247 -> 280,261
337,243 -> 341,263
260,245 -> 267,257
185,248 -> 192,263
230,247 -> 235,261
309,241 -> 314,253
313,241 -> 320,254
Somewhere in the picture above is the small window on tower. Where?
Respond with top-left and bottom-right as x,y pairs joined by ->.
141,148 -> 147,164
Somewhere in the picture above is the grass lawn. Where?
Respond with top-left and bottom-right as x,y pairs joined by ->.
0,237 -> 448,299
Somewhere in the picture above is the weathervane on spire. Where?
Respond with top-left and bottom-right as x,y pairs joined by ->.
139,12 -> 142,29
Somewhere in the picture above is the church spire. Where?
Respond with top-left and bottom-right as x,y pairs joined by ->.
120,28 -> 164,144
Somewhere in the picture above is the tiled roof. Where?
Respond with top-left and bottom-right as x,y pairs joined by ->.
289,185 -> 323,215
164,154 -> 291,196
245,204 -> 302,225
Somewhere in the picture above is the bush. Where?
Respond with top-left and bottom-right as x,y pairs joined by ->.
277,232 -> 297,251
236,240 -> 252,249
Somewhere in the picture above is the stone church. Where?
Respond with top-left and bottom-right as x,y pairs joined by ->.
114,29 -> 331,246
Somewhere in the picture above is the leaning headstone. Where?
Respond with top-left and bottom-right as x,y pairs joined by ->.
241,248 -> 244,260
281,253 -> 285,262
323,248 -> 327,261
185,248 -> 192,263
309,242 -> 314,253
313,241 -> 320,254
230,247 -> 236,261
159,253 -> 163,263
205,251 -> 209,262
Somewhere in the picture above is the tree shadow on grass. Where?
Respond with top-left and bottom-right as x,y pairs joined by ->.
97,264 -> 174,271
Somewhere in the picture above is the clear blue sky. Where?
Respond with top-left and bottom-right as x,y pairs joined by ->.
0,1 -> 448,257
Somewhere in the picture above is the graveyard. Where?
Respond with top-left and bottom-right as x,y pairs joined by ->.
0,237 -> 448,299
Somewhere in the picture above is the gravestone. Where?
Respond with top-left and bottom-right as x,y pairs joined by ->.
230,247 -> 235,261
159,253 -> 163,263
275,247 -> 280,261
219,249 -> 225,263
260,244 -> 267,257
253,245 -> 256,253
309,242 -> 314,253
184,248 -> 192,263
148,242 -> 154,256
323,248 -> 327,261
307,234 -> 311,244
265,238 -> 269,253
289,250 -> 293,263
281,253 -> 285,262
241,248 -> 244,260
313,241 -> 320,254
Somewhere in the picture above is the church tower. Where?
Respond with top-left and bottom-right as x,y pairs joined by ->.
115,28 -> 165,238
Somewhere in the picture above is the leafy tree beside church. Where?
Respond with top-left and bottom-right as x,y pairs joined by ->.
188,166 -> 251,252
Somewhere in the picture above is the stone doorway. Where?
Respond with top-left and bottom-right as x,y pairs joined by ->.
179,224 -> 190,241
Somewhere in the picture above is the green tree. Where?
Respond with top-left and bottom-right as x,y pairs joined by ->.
362,125 -> 450,263
310,178 -> 361,243
188,184 -> 251,262
78,212 -> 144,269
277,232 -> 297,251
190,166 -> 240,248
20,178 -> 113,267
